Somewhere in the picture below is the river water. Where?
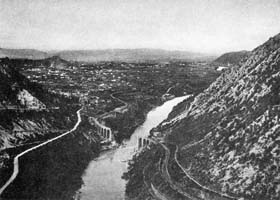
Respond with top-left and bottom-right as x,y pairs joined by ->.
76,95 -> 189,200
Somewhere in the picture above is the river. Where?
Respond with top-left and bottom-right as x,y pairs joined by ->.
76,95 -> 189,200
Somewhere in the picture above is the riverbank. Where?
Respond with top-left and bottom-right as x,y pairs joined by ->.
103,87 -> 188,144
105,97 -> 158,143
77,95 -> 189,200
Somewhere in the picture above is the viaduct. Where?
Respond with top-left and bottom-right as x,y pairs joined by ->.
137,136 -> 155,149
89,117 -> 113,141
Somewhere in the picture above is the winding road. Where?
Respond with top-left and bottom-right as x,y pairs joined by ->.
110,92 -> 128,108
143,162 -> 162,200
174,145 -> 237,200
146,137 -> 238,200
159,142 -> 198,200
165,86 -> 174,94
97,92 -> 128,119
0,107 -> 83,196
90,92 -> 130,139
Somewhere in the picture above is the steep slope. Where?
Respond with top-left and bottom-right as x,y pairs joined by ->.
0,57 -> 73,108
0,59 -> 100,199
213,50 -> 251,66
125,33 -> 280,200
160,33 -> 280,199
0,57 -> 46,109
0,58 -> 79,151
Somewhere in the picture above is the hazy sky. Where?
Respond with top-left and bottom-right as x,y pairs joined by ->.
1,0 -> 280,54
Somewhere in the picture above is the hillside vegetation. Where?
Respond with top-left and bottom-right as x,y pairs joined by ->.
125,33 -> 280,200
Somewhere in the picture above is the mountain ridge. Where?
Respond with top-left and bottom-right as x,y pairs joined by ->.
0,48 -> 216,62
0,48 -> 48,60
164,32 -> 280,199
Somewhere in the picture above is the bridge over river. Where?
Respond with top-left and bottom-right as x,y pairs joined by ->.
77,95 -> 190,200
0,95 -> 190,200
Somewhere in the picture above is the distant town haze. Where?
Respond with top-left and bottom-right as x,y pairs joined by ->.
1,0 -> 280,54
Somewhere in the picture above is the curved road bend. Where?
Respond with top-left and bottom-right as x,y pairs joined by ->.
174,145 -> 238,200
143,162 -> 162,200
151,183 -> 169,200
0,107 -> 83,196
89,92 -> 130,140
159,143 -> 198,200
110,92 -> 128,108
165,86 -> 174,94
97,92 -> 128,119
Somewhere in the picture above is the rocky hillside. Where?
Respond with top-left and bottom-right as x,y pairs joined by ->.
0,58 -> 79,151
0,57 -> 46,109
125,33 -> 280,200
162,33 -> 280,199
213,50 -> 251,66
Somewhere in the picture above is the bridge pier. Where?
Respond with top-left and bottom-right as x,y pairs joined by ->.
138,137 -> 142,149
138,137 -> 153,149
92,117 -> 114,141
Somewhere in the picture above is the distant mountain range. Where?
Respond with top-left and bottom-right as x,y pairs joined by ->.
0,48 -> 216,62
0,48 -> 48,60
51,49 -> 216,62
